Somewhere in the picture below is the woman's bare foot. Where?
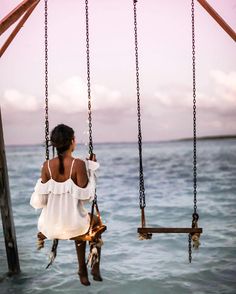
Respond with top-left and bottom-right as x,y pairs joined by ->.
78,270 -> 90,286
91,268 -> 103,282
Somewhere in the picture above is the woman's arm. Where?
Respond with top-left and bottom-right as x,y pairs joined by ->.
41,161 -> 50,183
30,162 -> 49,209
72,157 -> 99,201
76,159 -> 89,188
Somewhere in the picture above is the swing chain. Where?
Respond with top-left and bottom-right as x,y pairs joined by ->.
133,0 -> 146,209
85,0 -> 97,205
189,0 -> 199,263
85,0 -> 93,157
44,0 -> 49,161
191,0 -> 197,215
188,233 -> 192,263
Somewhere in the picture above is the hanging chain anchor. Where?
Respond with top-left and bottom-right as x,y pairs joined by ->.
188,0 -> 201,263
133,0 -> 152,240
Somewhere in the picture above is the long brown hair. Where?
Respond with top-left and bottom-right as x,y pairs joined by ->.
50,124 -> 74,174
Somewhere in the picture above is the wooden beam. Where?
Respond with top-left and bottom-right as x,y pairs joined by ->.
0,0 -> 40,35
197,0 -> 236,42
0,0 -> 40,58
0,109 -> 20,275
138,227 -> 203,234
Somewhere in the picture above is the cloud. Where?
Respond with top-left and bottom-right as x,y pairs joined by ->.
1,76 -> 128,114
153,70 -> 236,115
49,76 -> 125,113
197,70 -> 236,117
1,71 -> 235,145
1,89 -> 40,111
211,70 -> 236,92
2,71 -> 235,118
208,70 -> 236,112
49,76 -> 87,113
154,88 -> 192,109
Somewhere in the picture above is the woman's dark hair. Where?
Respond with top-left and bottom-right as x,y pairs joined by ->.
50,124 -> 74,174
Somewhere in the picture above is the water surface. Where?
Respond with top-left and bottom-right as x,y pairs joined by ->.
1,139 -> 236,293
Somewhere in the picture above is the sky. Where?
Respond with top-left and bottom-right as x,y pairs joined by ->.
0,0 -> 236,145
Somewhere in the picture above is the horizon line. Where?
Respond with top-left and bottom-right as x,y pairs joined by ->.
5,134 -> 236,148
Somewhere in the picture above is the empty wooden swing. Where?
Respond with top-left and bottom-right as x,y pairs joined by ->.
132,0 -> 202,263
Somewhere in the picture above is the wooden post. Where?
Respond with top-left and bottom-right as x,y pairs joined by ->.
0,109 -> 20,275
197,0 -> 236,42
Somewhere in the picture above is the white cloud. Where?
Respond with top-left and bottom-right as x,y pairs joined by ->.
2,89 -> 40,111
154,89 -> 192,109
1,76 -> 127,114
93,84 -> 123,109
211,70 -> 236,92
49,76 -> 87,113
196,70 -> 236,113
209,70 -> 236,109
2,71 -> 235,139
49,76 -> 125,113
153,70 -> 236,114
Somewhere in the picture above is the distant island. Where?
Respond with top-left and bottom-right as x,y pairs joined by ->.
177,135 -> 236,142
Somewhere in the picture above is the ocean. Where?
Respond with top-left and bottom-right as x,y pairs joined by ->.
0,139 -> 236,294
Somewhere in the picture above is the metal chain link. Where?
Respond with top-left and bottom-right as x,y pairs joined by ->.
189,0 -> 198,263
44,0 -> 49,160
85,0 -> 93,157
192,0 -> 197,215
85,0 -> 97,205
133,0 -> 146,210
188,233 -> 192,263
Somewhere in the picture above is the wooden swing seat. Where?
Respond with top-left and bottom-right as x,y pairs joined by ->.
71,224 -> 107,242
138,227 -> 202,234
37,224 -> 106,250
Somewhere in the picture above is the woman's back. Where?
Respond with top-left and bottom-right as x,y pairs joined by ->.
42,157 -> 88,188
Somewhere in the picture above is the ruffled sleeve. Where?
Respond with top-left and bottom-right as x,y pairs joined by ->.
72,159 -> 100,202
87,160 -> 100,172
30,179 -> 49,209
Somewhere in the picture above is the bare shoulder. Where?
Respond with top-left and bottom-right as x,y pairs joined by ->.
74,158 -> 88,187
41,160 -> 50,182
41,160 -> 48,171
42,158 -> 55,171
74,158 -> 86,170
48,157 -> 58,167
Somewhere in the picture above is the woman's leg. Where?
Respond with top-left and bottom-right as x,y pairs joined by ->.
89,214 -> 103,281
75,240 -> 90,286
90,242 -> 102,281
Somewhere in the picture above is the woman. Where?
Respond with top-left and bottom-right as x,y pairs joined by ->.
30,124 -> 102,286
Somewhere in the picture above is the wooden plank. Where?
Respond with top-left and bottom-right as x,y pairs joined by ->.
138,227 -> 203,234
0,0 -> 40,58
197,0 -> 236,42
0,0 -> 40,35
0,109 -> 20,274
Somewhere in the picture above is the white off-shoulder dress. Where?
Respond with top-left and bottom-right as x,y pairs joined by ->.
30,159 -> 99,240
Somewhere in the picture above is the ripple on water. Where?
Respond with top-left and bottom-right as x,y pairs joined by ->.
1,140 -> 236,294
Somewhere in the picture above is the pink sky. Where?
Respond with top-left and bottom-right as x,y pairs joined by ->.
0,0 -> 236,145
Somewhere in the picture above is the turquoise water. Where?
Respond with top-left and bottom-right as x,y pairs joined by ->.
1,139 -> 236,293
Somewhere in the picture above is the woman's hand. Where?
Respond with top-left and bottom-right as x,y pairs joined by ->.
88,153 -> 97,162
